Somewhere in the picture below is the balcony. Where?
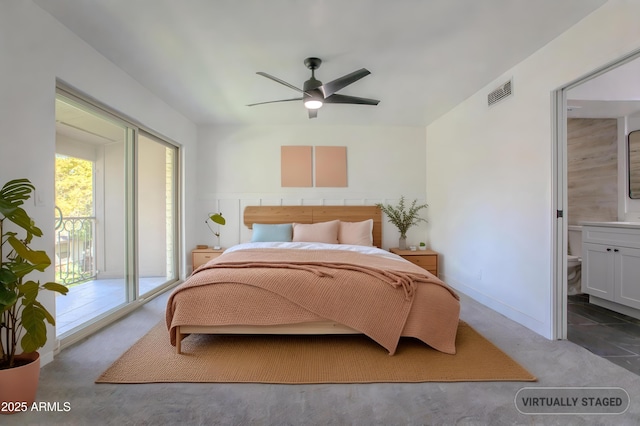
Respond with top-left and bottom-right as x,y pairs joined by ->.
54,214 -> 96,286
55,276 -> 169,336
54,214 -> 174,336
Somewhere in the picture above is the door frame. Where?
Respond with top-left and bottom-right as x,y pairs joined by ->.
552,48 -> 640,339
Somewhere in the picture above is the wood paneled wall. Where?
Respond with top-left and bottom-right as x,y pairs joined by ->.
567,118 -> 618,225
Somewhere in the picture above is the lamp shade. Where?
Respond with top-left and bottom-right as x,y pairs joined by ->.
208,213 -> 226,225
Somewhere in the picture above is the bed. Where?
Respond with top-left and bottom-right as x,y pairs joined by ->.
166,205 -> 460,355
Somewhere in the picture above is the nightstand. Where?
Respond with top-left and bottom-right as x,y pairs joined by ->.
192,247 -> 224,269
390,248 -> 438,276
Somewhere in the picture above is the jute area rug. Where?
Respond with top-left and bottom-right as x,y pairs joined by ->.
96,321 -> 536,384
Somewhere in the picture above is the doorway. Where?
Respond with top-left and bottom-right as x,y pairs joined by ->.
554,49 -> 640,374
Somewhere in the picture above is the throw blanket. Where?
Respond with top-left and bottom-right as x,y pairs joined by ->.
167,248 -> 458,355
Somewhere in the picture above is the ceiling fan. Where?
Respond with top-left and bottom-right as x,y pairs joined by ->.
247,57 -> 380,119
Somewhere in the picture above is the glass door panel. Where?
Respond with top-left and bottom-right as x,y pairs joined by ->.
55,94 -> 130,337
137,132 -> 178,295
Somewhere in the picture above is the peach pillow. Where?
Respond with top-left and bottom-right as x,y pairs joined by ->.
292,220 -> 340,244
338,219 -> 373,246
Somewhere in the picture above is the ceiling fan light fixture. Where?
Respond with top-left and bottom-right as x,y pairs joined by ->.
304,99 -> 323,109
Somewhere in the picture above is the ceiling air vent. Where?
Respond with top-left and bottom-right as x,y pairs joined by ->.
487,79 -> 512,107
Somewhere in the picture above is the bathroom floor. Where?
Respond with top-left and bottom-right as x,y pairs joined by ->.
568,294 -> 640,376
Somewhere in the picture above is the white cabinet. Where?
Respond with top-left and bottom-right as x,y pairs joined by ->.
617,247 -> 640,310
582,242 -> 615,299
582,224 -> 640,313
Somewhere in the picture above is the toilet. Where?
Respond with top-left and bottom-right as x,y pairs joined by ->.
567,225 -> 583,295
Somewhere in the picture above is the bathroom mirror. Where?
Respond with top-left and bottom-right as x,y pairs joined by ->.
630,130 -> 640,199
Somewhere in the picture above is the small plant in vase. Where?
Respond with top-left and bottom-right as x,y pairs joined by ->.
205,212 -> 226,249
419,242 -> 427,251
376,196 -> 428,250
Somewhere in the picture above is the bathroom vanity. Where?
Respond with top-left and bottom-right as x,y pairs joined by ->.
581,222 -> 640,319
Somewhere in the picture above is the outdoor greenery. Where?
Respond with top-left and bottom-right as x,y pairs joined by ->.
55,154 -> 93,217
376,196 -> 428,239
0,179 -> 68,369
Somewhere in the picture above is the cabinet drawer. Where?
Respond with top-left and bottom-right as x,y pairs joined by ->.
192,251 -> 222,269
582,226 -> 640,249
405,256 -> 437,274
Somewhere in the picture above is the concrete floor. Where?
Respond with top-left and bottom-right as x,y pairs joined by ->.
5,290 -> 640,425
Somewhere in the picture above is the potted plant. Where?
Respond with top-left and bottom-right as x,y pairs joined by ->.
419,242 -> 427,251
377,196 -> 428,250
0,178 -> 68,413
205,212 -> 226,249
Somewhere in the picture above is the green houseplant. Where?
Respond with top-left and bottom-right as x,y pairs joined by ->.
377,196 -> 428,250
1,179 -> 68,392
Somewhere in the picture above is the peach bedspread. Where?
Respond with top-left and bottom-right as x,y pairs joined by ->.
166,248 -> 460,354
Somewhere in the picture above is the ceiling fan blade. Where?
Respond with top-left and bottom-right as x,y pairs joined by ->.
247,97 -> 303,107
324,94 -> 379,105
256,72 -> 306,94
308,109 -> 318,119
320,68 -> 371,98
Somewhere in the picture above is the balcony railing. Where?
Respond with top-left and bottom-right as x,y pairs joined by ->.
54,210 -> 97,286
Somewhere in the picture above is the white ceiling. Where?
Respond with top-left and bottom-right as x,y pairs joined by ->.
34,0 -> 608,127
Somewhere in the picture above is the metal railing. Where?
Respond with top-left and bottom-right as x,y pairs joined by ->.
54,207 -> 97,286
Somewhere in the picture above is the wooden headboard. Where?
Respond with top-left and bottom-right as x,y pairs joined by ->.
243,205 -> 382,248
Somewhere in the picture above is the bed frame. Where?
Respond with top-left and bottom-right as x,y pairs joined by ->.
243,205 -> 382,247
175,205 -> 382,353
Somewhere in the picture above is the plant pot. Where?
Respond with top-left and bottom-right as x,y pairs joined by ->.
399,237 -> 407,250
0,352 -> 40,415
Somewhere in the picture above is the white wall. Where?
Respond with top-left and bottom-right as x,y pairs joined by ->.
0,1 -> 197,365
197,124 -> 429,251
426,0 -> 640,338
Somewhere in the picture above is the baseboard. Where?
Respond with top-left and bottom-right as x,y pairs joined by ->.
40,350 -> 54,368
444,274 -> 552,339
589,295 -> 640,321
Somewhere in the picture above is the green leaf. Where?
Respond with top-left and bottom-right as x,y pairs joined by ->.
0,285 -> 18,307
0,198 -> 18,219
19,280 -> 39,304
20,302 -> 48,352
0,179 -> 34,207
43,282 -> 69,295
1,206 -> 42,237
7,236 -> 51,270
33,300 -> 56,325
0,267 -> 17,285
6,261 -> 40,280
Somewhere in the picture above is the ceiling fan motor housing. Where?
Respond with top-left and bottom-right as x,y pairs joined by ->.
304,57 -> 322,70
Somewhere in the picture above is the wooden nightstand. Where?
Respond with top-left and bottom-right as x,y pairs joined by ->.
192,247 -> 224,269
390,248 -> 438,276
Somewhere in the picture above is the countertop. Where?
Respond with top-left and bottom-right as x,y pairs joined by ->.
580,221 -> 640,229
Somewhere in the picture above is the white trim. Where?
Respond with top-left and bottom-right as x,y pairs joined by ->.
552,88 -> 567,340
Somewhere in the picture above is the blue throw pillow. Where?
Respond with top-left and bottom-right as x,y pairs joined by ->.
251,223 -> 293,242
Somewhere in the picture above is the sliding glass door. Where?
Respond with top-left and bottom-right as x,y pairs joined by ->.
137,132 -> 178,296
55,89 -> 179,339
